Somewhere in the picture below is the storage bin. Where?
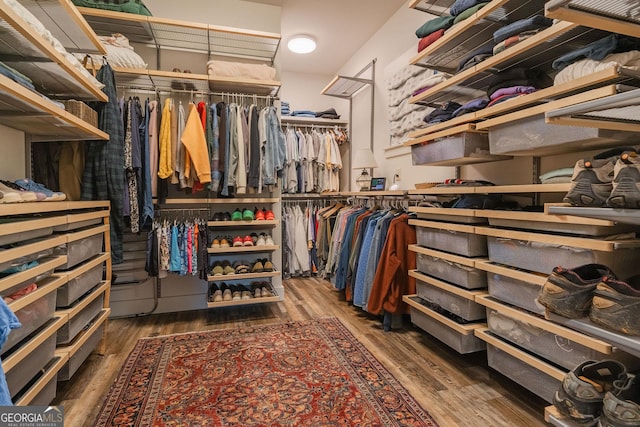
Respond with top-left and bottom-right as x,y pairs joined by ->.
416,252 -> 486,289
52,218 -> 101,232
416,226 -> 487,257
58,322 -> 104,381
487,310 -> 636,370
57,258 -> 103,308
0,259 -> 57,300
0,226 -> 53,247
488,113 -> 637,156
411,131 -> 511,166
5,332 -> 56,399
27,367 -> 58,406
487,271 -> 545,315
409,300 -> 485,354
416,280 -> 486,321
62,100 -> 98,128
55,233 -> 103,270
486,341 -> 561,403
1,290 -> 56,356
486,236 -> 640,278
57,292 -> 104,345
487,217 -> 636,237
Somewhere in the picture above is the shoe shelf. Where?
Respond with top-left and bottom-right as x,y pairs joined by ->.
163,197 -> 279,204
206,294 -> 280,309
207,271 -> 280,282
545,0 -> 640,39
207,220 -> 278,227
21,0 -> 105,55
544,405 -> 585,427
547,204 -> 640,226
207,245 -> 279,254
0,73 -> 108,142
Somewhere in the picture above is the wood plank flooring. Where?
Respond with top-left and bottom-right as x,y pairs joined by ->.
53,277 -> 548,427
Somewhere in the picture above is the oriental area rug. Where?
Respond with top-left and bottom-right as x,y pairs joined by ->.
94,317 -> 438,426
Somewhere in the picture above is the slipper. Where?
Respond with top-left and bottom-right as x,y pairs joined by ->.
252,260 -> 264,273
263,259 -> 274,272
234,263 -> 250,275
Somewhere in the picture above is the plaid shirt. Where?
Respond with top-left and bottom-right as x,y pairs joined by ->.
82,63 -> 125,264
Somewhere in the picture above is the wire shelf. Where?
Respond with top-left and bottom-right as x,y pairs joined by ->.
545,0 -> 640,38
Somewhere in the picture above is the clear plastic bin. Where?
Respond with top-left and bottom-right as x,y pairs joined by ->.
1,290 -> 56,356
416,227 -> 487,257
58,322 -> 104,381
55,233 -> 103,270
57,260 -> 103,308
416,280 -> 486,321
57,292 -> 104,345
487,272 -> 545,315
409,306 -> 485,354
5,332 -> 56,399
416,252 -> 487,290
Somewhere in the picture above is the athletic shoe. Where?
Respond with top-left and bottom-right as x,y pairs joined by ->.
564,158 -> 616,207
553,360 -> 627,424
590,274 -> 640,336
256,233 -> 267,247
537,264 -> 615,318
1,180 -> 42,201
220,237 -> 230,248
252,260 -> 264,273
599,374 -> 640,427
231,208 -> 243,221
211,237 -> 221,248
607,151 -> 640,208
0,182 -> 24,203
14,178 -> 65,201
265,209 -> 275,220
232,236 -> 243,247
250,232 -> 258,245
243,235 -> 254,246
264,234 -> 274,246
255,208 -> 265,220
242,208 -> 254,221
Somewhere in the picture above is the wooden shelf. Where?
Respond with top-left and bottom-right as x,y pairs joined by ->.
476,183 -> 571,194
0,74 -> 108,141
321,75 -> 372,99
281,116 -> 348,126
207,220 -> 278,227
55,309 -> 109,356
404,124 -> 480,146
207,295 -> 280,308
474,260 -> 548,286
3,315 -> 67,373
7,275 -> 66,313
403,295 -> 485,334
545,0 -> 640,39
0,257 -> 67,294
0,201 -> 109,217
409,206 -> 477,218
162,197 -> 278,204
409,270 -> 487,300
408,186 -> 477,195
56,281 -> 110,320
207,245 -> 279,254
14,354 -> 67,406
409,218 -> 476,234
0,4 -> 107,101
78,8 -> 280,63
409,244 -> 479,268
340,191 -> 406,197
476,208 -> 617,226
21,0 -> 105,54
207,271 -> 280,282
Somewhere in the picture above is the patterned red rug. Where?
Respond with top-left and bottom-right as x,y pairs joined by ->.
94,317 -> 438,426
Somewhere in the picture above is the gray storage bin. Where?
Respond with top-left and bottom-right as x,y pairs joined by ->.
487,310 -> 637,371
486,236 -> 640,278
409,306 -> 485,354
487,217 -> 636,237
57,260 -> 103,308
416,280 -> 486,321
487,341 -> 561,403
57,292 -> 104,345
416,227 -> 487,257
0,260 -> 56,301
27,364 -> 58,406
58,322 -> 104,381
416,252 -> 487,289
0,227 -> 53,247
488,113 -> 637,156
55,233 -> 103,270
487,272 -> 545,315
1,290 -> 56,356
411,131 -> 512,166
5,332 -> 56,398
52,218 -> 101,232
415,212 -> 486,225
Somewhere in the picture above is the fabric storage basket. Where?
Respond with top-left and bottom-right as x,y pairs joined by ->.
57,292 -> 104,345
62,100 -> 97,128
416,252 -> 486,289
1,290 -> 56,356
6,332 -> 56,399
416,279 -> 486,321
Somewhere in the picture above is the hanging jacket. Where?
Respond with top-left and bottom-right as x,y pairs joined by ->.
181,103 -> 211,184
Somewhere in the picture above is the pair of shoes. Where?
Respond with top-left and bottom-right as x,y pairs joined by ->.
220,236 -> 231,248
231,208 -> 255,221
250,281 -> 275,298
537,264 -> 640,335
255,258 -> 274,272
0,181 -> 34,203
254,207 -> 276,221
252,259 -> 264,273
232,236 -> 244,247
212,211 -> 232,221
14,179 -> 65,201
554,360 -> 626,424
256,233 -> 274,247
211,262 -> 224,276
233,261 -> 250,275
563,148 -> 640,208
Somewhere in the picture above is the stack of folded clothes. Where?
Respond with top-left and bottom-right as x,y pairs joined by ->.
552,34 -> 640,86
281,101 -> 290,116
423,101 -> 462,124
456,44 -> 495,73
484,67 -> 552,107
452,97 -> 489,117
492,15 -> 553,53
450,0 -> 490,25
415,15 -> 455,53
315,108 -> 340,119
291,110 -> 316,117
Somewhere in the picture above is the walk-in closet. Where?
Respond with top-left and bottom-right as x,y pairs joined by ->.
0,0 -> 639,426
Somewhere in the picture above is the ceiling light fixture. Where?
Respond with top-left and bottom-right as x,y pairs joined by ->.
287,35 -> 316,54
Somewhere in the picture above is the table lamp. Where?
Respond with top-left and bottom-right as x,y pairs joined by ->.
352,148 -> 377,191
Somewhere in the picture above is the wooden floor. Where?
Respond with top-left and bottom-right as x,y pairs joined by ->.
54,277 -> 548,427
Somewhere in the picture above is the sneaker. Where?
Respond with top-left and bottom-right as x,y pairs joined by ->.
14,179 -> 65,201
0,182 -> 24,203
220,237 -> 230,248
537,264 -> 615,318
252,260 -> 264,273
264,234 -> 274,246
222,211 -> 232,221
590,274 -> 640,336
234,262 -> 249,275
564,158 -> 616,207
222,288 -> 232,301
607,151 -> 640,208
222,261 -> 235,275
242,208 -> 254,221
256,233 -> 267,247
553,359 -> 627,424
211,237 -> 221,248
250,232 -> 259,245
265,209 -> 275,220
243,235 -> 254,246
232,236 -> 244,247
1,180 -> 42,201
261,286 -> 274,297
212,289 -> 223,302
263,259 -> 274,272
231,208 -> 243,221
212,212 -> 224,221
599,373 -> 640,427
255,208 -> 265,220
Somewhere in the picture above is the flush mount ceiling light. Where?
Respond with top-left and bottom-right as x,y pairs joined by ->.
287,35 -> 316,54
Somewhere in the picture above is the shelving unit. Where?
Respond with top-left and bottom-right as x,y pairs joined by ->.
545,0 -> 640,38
280,116 -> 349,126
207,245 -> 279,254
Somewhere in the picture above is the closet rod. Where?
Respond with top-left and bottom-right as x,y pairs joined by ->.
284,124 -> 348,130
116,86 -> 278,100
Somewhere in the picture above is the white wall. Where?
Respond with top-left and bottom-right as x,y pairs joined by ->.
279,71 -> 349,114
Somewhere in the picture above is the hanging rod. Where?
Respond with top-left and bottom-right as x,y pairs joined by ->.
116,86 -> 279,100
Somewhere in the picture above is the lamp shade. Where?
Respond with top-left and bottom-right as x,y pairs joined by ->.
352,148 -> 378,169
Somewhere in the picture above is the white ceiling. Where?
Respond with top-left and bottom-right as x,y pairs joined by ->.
248,0 -> 407,75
